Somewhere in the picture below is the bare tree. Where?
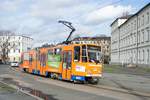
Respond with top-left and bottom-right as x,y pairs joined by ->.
122,11 -> 130,17
0,30 -> 18,64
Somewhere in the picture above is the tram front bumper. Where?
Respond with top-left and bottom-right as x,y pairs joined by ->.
86,74 -> 102,77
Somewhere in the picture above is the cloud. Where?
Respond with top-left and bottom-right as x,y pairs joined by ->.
0,0 -> 136,47
0,0 -> 22,12
28,0 -> 91,21
84,5 -> 133,25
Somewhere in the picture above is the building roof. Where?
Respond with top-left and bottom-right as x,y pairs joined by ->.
0,30 -> 15,36
110,15 -> 132,26
73,36 -> 111,41
0,30 -> 33,40
111,2 -> 150,27
119,2 -> 150,28
20,35 -> 33,40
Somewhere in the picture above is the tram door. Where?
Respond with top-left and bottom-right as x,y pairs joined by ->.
62,51 -> 72,80
29,54 -> 32,66
40,53 -> 46,75
29,54 -> 32,73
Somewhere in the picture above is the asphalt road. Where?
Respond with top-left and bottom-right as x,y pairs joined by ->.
0,64 -> 150,100
0,65 -> 36,100
0,82 -> 36,100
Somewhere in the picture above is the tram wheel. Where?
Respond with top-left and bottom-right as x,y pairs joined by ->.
88,77 -> 99,84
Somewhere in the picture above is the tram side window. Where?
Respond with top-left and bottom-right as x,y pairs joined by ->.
54,48 -> 61,55
82,45 -> 87,62
47,50 -> 53,62
67,51 -> 72,69
63,52 -> 67,69
29,55 -> 32,64
54,48 -> 62,61
23,53 -> 29,60
74,46 -> 80,62
40,53 -> 46,66
48,50 -> 53,55
38,51 -> 41,61
38,50 -> 40,61
43,54 -> 46,66
43,53 -> 46,66
40,54 -> 42,66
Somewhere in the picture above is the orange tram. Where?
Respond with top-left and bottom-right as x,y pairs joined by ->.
20,44 -> 103,84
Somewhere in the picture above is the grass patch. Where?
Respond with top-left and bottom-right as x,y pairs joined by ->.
103,64 -> 150,75
103,64 -> 122,73
140,67 -> 150,73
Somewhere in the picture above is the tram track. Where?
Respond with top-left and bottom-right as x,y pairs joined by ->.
8,66 -> 150,99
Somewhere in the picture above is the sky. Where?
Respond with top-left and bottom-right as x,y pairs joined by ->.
0,0 -> 149,47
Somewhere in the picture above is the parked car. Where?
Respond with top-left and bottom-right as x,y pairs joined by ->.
10,62 -> 19,67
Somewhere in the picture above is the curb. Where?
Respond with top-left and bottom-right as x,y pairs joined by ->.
87,84 -> 150,97
0,81 -> 43,100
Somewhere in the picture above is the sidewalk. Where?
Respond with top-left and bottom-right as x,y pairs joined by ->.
98,73 -> 150,93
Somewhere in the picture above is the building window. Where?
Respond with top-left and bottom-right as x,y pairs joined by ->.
134,33 -> 136,44
147,28 -> 150,41
147,12 -> 149,24
134,20 -> 136,29
138,31 -> 140,44
147,49 -> 149,64
143,50 -> 144,62
138,18 -> 140,27
139,51 -> 141,62
14,49 -> 15,53
18,49 -> 20,53
142,15 -> 144,25
142,30 -> 144,43
145,27 -> 149,42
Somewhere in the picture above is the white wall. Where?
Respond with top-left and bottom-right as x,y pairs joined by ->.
111,4 -> 150,66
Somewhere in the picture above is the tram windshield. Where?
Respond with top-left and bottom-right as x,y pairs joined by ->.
74,45 -> 102,63
87,45 -> 102,63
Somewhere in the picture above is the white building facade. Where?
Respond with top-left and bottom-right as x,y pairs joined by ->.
111,3 -> 150,67
0,35 -> 33,62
